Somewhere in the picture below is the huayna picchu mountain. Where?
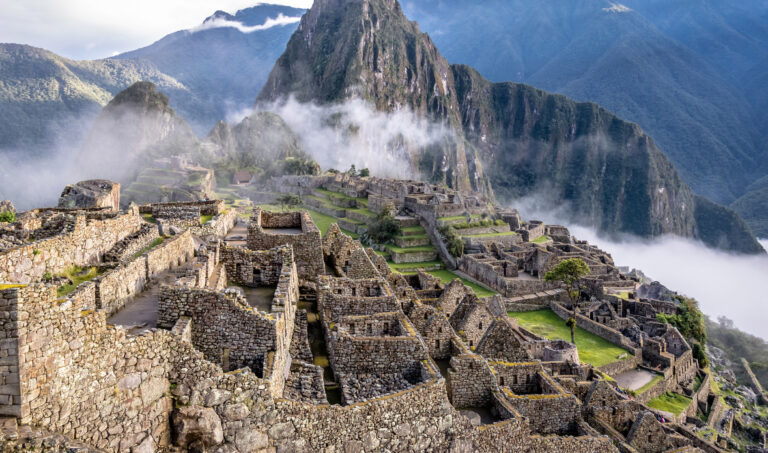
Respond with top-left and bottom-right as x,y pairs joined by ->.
257,0 -> 764,254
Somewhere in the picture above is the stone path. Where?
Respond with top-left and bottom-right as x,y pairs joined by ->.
224,219 -> 248,247
614,368 -> 657,391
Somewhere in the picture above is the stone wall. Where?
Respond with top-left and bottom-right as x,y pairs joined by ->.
102,224 -> 159,263
550,301 -> 638,354
448,352 -> 497,408
141,200 -> 223,216
158,280 -> 296,381
145,230 -> 195,279
0,283 -> 182,450
190,209 -> 238,239
247,209 -> 323,281
741,358 -> 768,404
95,257 -> 148,316
0,209 -> 142,283
220,245 -> 287,288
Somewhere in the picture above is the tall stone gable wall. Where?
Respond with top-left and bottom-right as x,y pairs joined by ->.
145,231 -> 195,278
0,209 -> 142,284
247,209 -> 323,280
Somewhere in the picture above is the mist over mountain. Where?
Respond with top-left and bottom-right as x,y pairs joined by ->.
401,0 -> 768,237
258,0 -> 764,254
115,4 -> 306,133
0,43 -> 187,151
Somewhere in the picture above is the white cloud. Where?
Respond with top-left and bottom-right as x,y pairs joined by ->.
190,13 -> 301,34
0,0 -> 312,60
603,3 -> 632,13
512,197 -> 768,341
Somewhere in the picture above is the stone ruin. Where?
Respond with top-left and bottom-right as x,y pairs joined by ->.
0,178 -> 731,452
57,179 -> 121,211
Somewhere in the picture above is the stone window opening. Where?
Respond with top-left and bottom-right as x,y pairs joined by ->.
500,377 -> 505,386
438,327 -> 442,333
424,313 -> 429,320
469,340 -> 473,347
478,321 -> 483,330
253,268 -> 261,285
435,339 -> 440,349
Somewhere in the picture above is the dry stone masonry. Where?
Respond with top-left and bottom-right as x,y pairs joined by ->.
0,177 -> 739,452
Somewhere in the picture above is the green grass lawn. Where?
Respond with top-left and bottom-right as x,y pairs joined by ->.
200,214 -> 214,224
300,208 -> 334,235
507,310 -> 629,367
142,214 -> 157,224
425,270 -> 497,298
401,226 -> 427,236
385,244 -> 436,254
387,260 -> 444,271
647,392 -> 692,416
636,374 -> 664,394
532,235 -> 550,244
462,231 -> 519,238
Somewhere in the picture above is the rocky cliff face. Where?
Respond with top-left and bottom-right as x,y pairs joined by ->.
452,65 -> 697,238
256,0 -> 764,254
258,0 -> 487,194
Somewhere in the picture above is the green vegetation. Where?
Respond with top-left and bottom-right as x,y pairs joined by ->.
462,231 -> 518,238
56,266 -> 106,297
142,214 -> 157,224
385,244 -> 436,254
303,209 -> 336,235
386,260 -> 444,272
544,258 -> 591,343
532,235 -> 550,244
200,215 -> 214,225
647,392 -> 692,416
636,374 -> 664,395
656,297 -> 708,367
508,309 -> 629,367
0,211 -> 16,223
276,194 -> 302,211
133,237 -> 165,259
707,316 -> 768,389
426,270 -> 496,298
356,208 -> 403,244
401,226 -> 426,234
438,225 -> 464,257
359,168 -> 370,177
656,297 -> 707,345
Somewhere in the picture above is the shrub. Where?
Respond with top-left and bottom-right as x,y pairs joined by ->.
495,219 -> 507,226
692,342 -> 709,368
0,211 -> 15,223
367,209 -> 401,244
359,168 -> 370,177
656,297 -> 707,345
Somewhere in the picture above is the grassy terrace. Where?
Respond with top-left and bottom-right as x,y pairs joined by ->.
647,392 -> 692,416
133,237 -> 165,260
200,214 -> 214,224
462,231 -> 519,238
438,214 -> 484,222
57,266 -> 107,297
384,244 -> 436,254
387,260 -> 443,271
636,374 -> 664,395
507,309 -> 629,367
532,235 -> 550,244
426,270 -> 497,298
401,225 -> 427,235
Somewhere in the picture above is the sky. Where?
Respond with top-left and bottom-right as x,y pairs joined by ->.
0,0 -> 313,60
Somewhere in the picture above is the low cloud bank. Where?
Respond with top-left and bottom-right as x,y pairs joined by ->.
191,13 -> 301,34
514,198 -> 768,340
249,97 -> 452,179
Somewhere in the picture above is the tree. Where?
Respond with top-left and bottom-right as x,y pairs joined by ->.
366,208 -> 401,244
359,168 -> 370,177
545,258 -> 590,344
276,194 -> 302,211
348,164 -> 357,177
